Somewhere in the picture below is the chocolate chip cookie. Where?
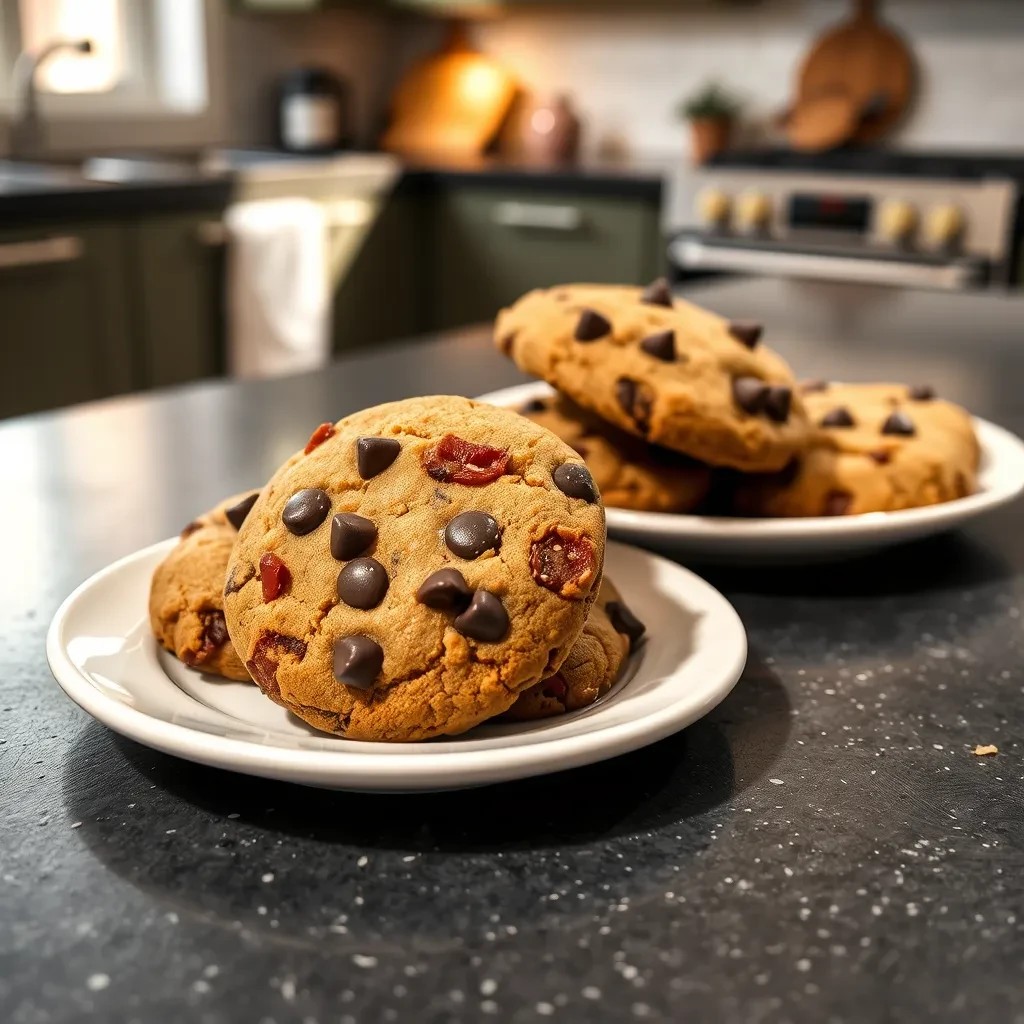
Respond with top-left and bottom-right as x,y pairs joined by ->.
505,578 -> 644,721
733,382 -> 980,517
222,397 -> 606,742
520,391 -> 712,513
495,280 -> 808,472
149,492 -> 260,681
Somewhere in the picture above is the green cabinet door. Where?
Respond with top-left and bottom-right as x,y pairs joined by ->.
332,191 -> 426,351
429,185 -> 661,330
0,224 -> 135,419
128,212 -> 227,388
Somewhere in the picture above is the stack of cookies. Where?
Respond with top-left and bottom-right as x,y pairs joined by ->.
496,281 -> 981,517
150,396 -> 645,742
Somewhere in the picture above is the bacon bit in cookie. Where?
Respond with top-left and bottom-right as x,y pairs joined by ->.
183,611 -> 230,666
246,632 -> 307,699
422,434 -> 510,486
973,744 -> 998,756
304,422 -> 336,454
530,528 -> 596,598
259,552 -> 291,602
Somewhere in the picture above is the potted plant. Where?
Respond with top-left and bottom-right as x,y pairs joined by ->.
676,82 -> 742,164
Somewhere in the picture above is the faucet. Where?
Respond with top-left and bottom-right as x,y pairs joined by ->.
9,38 -> 93,160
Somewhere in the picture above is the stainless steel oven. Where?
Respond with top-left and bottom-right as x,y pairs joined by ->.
668,162 -> 1020,291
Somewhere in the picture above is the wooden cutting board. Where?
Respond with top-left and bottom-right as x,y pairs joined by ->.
796,0 -> 914,143
785,91 -> 860,152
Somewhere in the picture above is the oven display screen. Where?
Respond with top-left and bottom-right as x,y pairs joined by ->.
789,193 -> 872,232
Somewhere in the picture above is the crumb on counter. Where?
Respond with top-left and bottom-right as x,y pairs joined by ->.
973,744 -> 998,756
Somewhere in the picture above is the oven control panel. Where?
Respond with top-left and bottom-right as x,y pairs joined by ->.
688,170 -> 1015,259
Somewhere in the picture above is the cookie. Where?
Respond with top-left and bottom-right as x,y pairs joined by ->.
520,391 -> 712,513
733,382 -> 980,517
222,397 -> 606,742
149,492 -> 260,681
504,578 -> 644,720
495,280 -> 808,472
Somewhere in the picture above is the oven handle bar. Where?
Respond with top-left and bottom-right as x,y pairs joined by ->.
670,237 -> 983,291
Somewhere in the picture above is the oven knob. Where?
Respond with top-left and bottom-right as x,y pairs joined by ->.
924,204 -> 966,248
878,200 -> 918,242
696,187 -> 731,227
734,191 -> 772,233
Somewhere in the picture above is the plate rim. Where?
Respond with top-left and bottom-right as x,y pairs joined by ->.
47,538 -> 747,790
476,380 -> 1024,539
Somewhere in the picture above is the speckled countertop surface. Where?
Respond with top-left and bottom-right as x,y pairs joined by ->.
4,279 -> 1024,1023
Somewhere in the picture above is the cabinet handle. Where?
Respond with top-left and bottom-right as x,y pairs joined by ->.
491,201 -> 583,232
0,235 -> 83,269
196,221 -> 228,247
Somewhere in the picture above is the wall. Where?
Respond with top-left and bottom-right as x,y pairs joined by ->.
427,0 -> 1024,160
223,7 -> 400,148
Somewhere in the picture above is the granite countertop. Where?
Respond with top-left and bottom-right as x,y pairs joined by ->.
4,278 -> 1024,1023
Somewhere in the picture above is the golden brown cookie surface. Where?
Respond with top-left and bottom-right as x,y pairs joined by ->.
149,492 -> 260,681
733,382 -> 980,517
495,282 -> 808,472
223,396 -> 606,742
520,392 -> 712,513
505,578 -> 644,721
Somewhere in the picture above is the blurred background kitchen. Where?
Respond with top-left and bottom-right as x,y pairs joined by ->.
2,0 -> 1023,418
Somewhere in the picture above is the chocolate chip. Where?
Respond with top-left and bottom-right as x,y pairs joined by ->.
180,520 -> 203,539
416,568 -> 473,612
282,488 -> 330,535
605,600 -> 646,650
615,377 -> 653,432
820,406 -> 855,428
881,410 -> 916,436
205,610 -> 229,648
574,308 -> 612,342
454,590 -> 509,642
732,376 -> 769,415
800,379 -> 829,393
331,512 -> 377,560
521,398 -> 548,413
639,329 -> 676,361
640,277 -> 673,307
225,492 -> 259,530
498,331 -> 517,355
356,436 -> 400,479
824,490 -> 852,516
444,511 -> 501,560
728,321 -> 763,348
333,635 -> 383,690
908,384 -> 935,401
553,463 -> 598,503
224,561 -> 255,595
763,386 -> 792,423
869,449 -> 892,465
336,557 -> 389,609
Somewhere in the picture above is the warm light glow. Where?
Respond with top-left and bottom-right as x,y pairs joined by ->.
19,0 -> 124,94
530,108 -> 556,135
458,60 -> 504,104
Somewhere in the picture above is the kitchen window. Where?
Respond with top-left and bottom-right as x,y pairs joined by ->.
0,0 -> 224,153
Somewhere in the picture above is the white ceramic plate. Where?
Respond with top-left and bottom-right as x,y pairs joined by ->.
47,539 -> 746,792
478,381 -> 1024,563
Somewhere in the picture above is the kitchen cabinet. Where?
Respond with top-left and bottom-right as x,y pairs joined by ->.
0,203 -> 229,419
427,184 -> 661,330
128,213 -> 227,387
332,191 -> 425,352
0,224 -> 135,419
